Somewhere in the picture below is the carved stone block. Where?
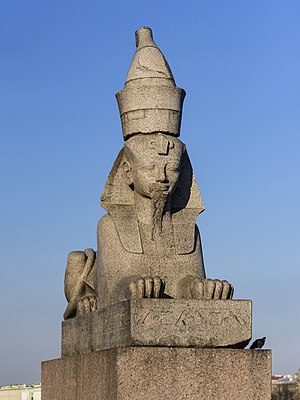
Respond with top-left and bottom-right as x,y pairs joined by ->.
42,347 -> 271,400
61,299 -> 252,356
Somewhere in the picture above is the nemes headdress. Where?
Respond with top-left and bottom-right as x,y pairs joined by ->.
101,27 -> 204,254
116,27 -> 186,140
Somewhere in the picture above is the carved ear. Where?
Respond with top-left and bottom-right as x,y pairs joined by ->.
122,160 -> 133,185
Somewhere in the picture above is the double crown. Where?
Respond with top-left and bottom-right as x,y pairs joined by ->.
116,27 -> 186,140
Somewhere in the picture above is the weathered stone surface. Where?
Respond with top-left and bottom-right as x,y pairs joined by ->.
62,300 -> 131,356
42,26 -> 271,400
42,347 -> 272,400
62,299 -> 251,356
64,249 -> 96,320
42,26 -> 272,400
116,27 -> 185,139
63,27 -> 234,318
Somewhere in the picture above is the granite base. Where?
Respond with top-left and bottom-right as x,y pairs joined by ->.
42,347 -> 271,400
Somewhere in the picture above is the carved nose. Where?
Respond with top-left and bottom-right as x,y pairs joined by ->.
156,165 -> 168,183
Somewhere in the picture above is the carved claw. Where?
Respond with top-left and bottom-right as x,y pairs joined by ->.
191,278 -> 234,300
77,295 -> 98,315
129,276 -> 165,299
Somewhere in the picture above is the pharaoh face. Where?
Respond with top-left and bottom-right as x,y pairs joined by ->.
123,134 -> 184,199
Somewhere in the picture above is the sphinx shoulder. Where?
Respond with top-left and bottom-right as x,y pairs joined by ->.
97,213 -> 119,241
98,213 -> 114,229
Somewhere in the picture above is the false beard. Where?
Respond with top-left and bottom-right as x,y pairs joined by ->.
149,184 -> 169,240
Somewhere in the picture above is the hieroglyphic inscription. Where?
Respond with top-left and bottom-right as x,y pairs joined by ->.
61,299 -> 252,356
62,301 -> 131,356
134,301 -> 249,331
131,299 -> 252,347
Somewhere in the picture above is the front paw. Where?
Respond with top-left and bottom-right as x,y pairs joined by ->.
191,278 -> 234,300
129,276 -> 165,299
77,294 -> 97,315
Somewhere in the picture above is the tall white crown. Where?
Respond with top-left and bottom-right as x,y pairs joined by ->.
116,27 -> 186,140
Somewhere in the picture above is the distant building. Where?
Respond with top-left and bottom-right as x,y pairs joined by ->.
0,384 -> 41,400
272,375 -> 284,381
272,374 -> 300,400
272,374 -> 298,383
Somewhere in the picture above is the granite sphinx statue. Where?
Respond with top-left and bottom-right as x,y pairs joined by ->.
63,27 -> 233,320
42,29 -> 269,400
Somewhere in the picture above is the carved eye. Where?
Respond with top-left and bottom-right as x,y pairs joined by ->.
167,162 -> 180,173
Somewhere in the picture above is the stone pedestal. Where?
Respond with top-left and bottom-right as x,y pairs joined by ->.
62,299 -> 252,356
41,26 -> 272,400
42,347 -> 272,400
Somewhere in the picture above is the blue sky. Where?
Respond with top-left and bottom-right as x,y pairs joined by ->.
0,0 -> 299,384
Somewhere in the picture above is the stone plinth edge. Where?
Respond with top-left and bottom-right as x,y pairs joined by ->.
42,347 -> 271,400
62,299 -> 252,356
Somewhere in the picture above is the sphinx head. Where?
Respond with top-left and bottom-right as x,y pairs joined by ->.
100,27 -> 204,254
123,133 -> 185,236
123,133 -> 185,201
